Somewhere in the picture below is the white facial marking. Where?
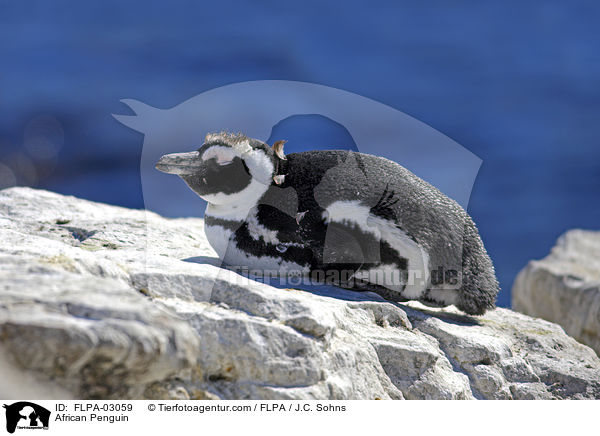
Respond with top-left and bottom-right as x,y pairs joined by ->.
235,139 -> 252,154
243,148 -> 274,185
201,145 -> 237,165
199,145 -> 274,212
203,178 -> 269,213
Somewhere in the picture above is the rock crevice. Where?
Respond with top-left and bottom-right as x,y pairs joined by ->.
1,187 -> 599,399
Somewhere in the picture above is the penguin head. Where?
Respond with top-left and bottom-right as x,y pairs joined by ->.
156,132 -> 286,205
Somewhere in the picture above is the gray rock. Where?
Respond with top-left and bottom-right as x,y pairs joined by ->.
1,187 -> 599,399
513,229 -> 600,357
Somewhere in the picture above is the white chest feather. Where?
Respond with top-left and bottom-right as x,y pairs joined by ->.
204,223 -> 233,259
204,207 -> 308,275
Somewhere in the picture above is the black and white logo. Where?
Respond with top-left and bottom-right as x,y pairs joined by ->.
2,402 -> 50,434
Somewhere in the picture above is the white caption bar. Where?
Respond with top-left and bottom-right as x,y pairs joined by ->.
0,400 -> 596,436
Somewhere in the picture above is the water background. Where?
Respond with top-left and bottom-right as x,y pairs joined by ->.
2,1 -> 600,307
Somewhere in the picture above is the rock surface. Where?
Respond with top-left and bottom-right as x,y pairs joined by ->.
1,187 -> 599,400
513,229 -> 600,357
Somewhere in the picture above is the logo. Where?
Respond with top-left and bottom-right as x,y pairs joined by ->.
2,402 -> 50,434
114,80 -> 482,298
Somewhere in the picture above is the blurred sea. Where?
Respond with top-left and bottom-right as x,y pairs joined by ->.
1,1 -> 599,307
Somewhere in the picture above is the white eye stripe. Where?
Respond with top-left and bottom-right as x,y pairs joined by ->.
202,145 -> 238,164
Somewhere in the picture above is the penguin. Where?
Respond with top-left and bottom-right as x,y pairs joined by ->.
156,131 -> 499,315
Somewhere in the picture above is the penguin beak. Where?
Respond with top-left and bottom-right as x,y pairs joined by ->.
155,151 -> 203,175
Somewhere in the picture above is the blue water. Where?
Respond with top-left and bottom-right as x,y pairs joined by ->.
1,1 -> 599,307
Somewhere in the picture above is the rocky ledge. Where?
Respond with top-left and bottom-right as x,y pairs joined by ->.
1,187 -> 599,400
513,229 -> 600,357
